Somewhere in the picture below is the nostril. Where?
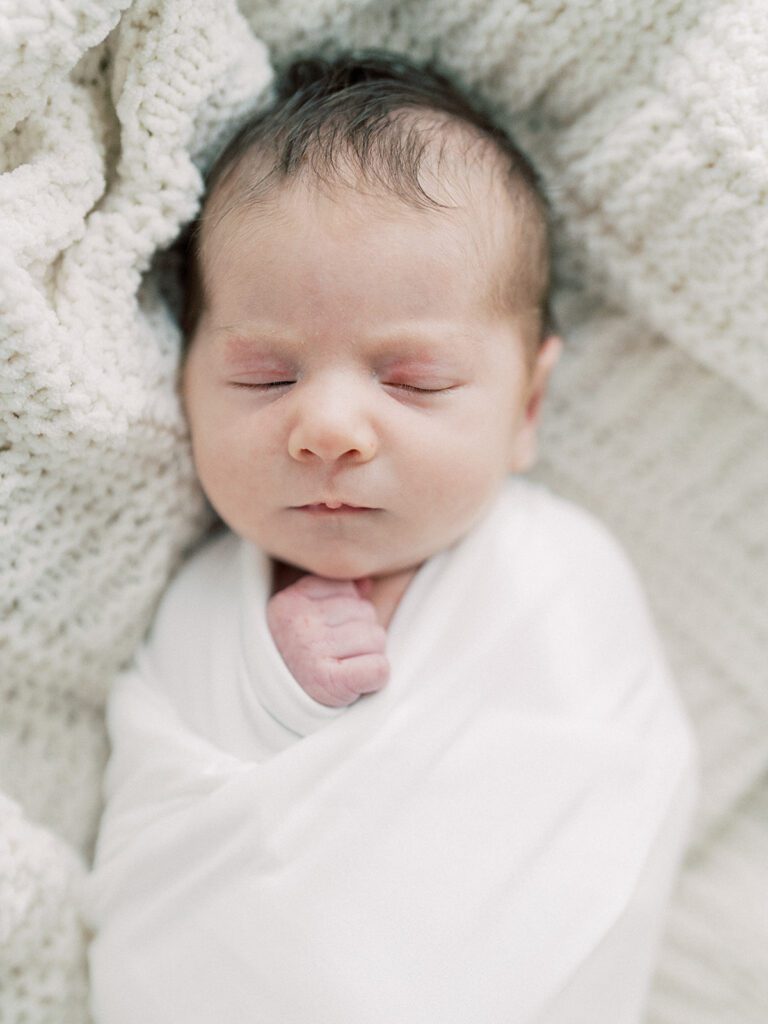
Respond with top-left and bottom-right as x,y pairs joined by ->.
288,426 -> 376,464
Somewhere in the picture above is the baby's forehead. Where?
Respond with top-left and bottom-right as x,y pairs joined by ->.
200,182 -> 540,356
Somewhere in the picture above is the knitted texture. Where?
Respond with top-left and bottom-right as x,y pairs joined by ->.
1,1 -> 766,1020
0,1 -> 271,1019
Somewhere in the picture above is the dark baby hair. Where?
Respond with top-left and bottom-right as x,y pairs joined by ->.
179,49 -> 556,347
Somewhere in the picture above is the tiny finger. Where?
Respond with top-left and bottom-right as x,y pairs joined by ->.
319,595 -> 378,627
328,653 -> 390,696
322,621 -> 387,659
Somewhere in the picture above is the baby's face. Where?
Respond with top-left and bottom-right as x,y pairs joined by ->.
182,178 -> 560,580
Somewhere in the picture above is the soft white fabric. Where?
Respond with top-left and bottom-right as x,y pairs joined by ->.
2,2 -> 767,1021
85,478 -> 698,1024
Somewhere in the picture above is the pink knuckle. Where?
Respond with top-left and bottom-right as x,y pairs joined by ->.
371,625 -> 387,648
358,656 -> 389,692
374,654 -> 390,680
269,589 -> 311,622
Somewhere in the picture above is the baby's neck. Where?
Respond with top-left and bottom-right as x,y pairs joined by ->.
270,559 -> 418,629
365,566 -> 419,628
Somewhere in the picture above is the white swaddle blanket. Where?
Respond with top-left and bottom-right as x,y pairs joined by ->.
85,477 -> 698,1024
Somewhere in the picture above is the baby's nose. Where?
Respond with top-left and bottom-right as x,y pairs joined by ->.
287,386 -> 378,465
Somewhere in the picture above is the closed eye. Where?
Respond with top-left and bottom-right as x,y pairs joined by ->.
230,381 -> 295,390
386,382 -> 455,394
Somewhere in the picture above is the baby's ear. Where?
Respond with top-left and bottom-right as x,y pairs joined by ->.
508,334 -> 563,473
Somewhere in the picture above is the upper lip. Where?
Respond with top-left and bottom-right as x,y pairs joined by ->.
295,500 -> 373,509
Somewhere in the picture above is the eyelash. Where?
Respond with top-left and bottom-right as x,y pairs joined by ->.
230,381 -> 449,394
388,383 -> 447,394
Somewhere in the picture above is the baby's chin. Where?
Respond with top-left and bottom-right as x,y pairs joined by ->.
283,556 -> 390,582
271,546 -> 417,583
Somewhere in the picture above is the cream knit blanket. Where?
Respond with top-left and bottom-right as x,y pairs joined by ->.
1,1 -> 766,1021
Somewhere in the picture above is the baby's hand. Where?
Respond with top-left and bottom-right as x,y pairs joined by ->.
266,575 -> 389,707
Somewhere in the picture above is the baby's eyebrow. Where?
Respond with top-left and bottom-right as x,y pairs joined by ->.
214,325 -> 303,366
213,322 -> 302,345
377,349 -> 460,374
213,321 -> 473,363
371,331 -> 473,362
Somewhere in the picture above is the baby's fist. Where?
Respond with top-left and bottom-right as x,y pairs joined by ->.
266,575 -> 389,707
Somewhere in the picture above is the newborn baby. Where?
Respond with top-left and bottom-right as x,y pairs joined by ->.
85,51 -> 699,1024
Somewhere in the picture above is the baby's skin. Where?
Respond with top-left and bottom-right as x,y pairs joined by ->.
267,574 -> 390,707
